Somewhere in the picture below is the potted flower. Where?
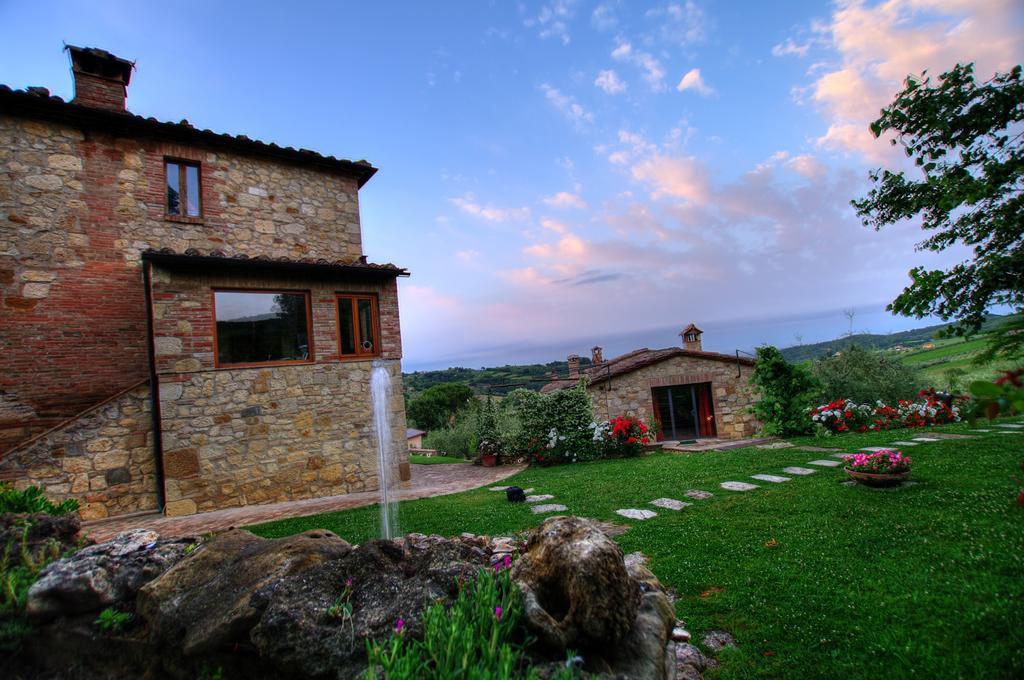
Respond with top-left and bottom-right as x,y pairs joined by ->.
844,449 -> 911,487
478,438 -> 500,467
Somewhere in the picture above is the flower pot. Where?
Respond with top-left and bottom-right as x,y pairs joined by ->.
845,468 -> 910,487
481,453 -> 498,467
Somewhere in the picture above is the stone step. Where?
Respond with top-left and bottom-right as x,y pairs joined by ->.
530,503 -> 567,514
525,494 -> 554,503
650,498 -> 690,511
720,481 -> 759,492
684,489 -> 713,500
616,508 -> 658,520
782,466 -> 816,475
807,459 -> 842,467
751,474 -> 790,483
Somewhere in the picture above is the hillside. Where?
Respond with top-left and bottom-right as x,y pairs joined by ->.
402,358 -> 594,397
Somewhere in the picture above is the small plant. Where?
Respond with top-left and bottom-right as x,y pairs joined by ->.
844,450 -> 912,475
327,578 -> 355,622
1,523 -> 64,651
95,607 -> 132,632
599,416 -> 653,458
0,483 -> 79,515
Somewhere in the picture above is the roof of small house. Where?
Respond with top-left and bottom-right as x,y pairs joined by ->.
406,428 -> 426,439
141,248 -> 409,279
0,84 -> 378,187
540,346 -> 754,394
680,323 -> 703,335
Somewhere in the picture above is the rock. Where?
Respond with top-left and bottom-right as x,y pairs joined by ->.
616,508 -> 658,520
672,627 -> 691,642
26,529 -> 192,622
701,629 -> 736,653
512,516 -> 639,653
137,528 -> 351,656
674,642 -> 707,671
0,511 -> 83,556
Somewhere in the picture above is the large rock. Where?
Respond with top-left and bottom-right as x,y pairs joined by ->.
0,511 -> 83,556
512,516 -> 640,653
26,528 -> 192,621
137,528 -> 352,656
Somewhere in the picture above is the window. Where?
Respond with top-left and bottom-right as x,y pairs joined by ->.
166,160 -> 201,217
213,290 -> 312,367
337,294 -> 380,358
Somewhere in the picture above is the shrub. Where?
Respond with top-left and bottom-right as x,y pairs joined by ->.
845,449 -> 912,474
407,382 -> 475,431
750,346 -> 819,436
95,607 -> 132,632
364,563 -> 577,679
809,390 -> 964,434
811,344 -> 921,404
597,416 -> 653,458
476,397 -> 500,458
423,414 -> 477,458
0,483 -> 79,515
1,522 -> 64,652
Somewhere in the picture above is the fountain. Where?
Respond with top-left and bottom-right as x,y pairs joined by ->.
371,360 -> 399,539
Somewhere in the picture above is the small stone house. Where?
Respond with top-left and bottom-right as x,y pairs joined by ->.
542,325 -> 758,440
0,46 -> 410,519
406,429 -> 426,450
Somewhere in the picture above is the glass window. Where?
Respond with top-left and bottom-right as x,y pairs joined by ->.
337,295 -> 380,358
165,160 -> 201,217
214,291 -> 311,367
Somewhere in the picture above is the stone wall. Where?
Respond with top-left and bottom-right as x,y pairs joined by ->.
0,112 -> 366,451
0,381 -> 158,520
152,267 -> 406,516
588,356 -> 759,439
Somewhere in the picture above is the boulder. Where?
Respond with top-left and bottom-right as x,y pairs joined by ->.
0,511 -> 83,556
512,516 -> 639,653
26,528 -> 192,621
137,528 -> 351,656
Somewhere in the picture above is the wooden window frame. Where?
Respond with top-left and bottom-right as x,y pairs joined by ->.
335,293 -> 382,360
211,288 -> 315,369
165,158 -> 202,220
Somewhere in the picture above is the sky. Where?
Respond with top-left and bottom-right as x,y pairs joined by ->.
2,0 -> 1022,370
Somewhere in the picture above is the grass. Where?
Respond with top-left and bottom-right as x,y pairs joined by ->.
409,454 -> 470,465
250,418 -> 1024,679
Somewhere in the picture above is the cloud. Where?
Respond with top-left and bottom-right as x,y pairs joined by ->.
771,38 -> 811,57
524,0 -> 578,45
543,191 -> 588,209
611,40 -> 667,91
644,2 -> 708,45
787,154 -> 826,180
541,218 -> 570,234
595,69 -> 627,94
591,3 -> 618,31
540,83 -> 594,124
455,249 -> 480,263
676,68 -> 714,96
630,154 -> 709,204
799,0 -> 1024,160
450,194 -> 530,222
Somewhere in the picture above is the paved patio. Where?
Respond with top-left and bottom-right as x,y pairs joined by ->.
83,462 -> 525,542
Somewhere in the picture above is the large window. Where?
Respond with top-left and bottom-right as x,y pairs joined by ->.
166,159 -> 201,217
337,294 -> 380,358
213,290 -> 312,367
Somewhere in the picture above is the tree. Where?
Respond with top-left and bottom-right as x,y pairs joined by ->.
811,344 -> 921,404
852,63 -> 1024,361
749,346 -> 819,436
406,382 -> 474,431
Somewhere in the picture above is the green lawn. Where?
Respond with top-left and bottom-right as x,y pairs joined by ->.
409,454 -> 470,465
250,419 -> 1024,679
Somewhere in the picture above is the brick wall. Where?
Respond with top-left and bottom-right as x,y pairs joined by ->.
588,356 -> 759,439
152,267 -> 407,516
0,112 -> 366,452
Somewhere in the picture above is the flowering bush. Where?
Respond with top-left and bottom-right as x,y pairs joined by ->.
844,449 -> 912,475
809,389 -> 965,434
598,415 -> 653,457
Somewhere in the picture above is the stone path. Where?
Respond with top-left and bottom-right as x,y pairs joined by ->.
808,459 -> 842,467
782,466 -> 816,475
720,481 -> 759,491
650,498 -> 690,511
684,490 -> 713,500
85,462 -> 527,542
616,508 -> 658,520
531,503 -> 568,514
750,474 -> 790,483
525,494 -> 554,502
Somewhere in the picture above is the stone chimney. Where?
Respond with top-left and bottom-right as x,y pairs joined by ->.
591,346 -> 604,364
680,324 -> 703,352
66,45 -> 134,112
567,354 -> 580,379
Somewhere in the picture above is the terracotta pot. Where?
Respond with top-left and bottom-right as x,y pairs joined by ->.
845,468 -> 910,487
481,453 -> 498,467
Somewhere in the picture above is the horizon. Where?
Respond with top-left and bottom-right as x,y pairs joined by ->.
3,1 -> 1021,371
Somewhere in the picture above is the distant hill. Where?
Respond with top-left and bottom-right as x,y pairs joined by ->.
778,313 -> 1015,362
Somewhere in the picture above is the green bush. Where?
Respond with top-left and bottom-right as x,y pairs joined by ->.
423,402 -> 479,458
0,483 -> 79,515
1,522 -> 64,652
407,383 -> 475,431
811,344 -> 921,404
365,565 -> 578,680
750,346 -> 819,436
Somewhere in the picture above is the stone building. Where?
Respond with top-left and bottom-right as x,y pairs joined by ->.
0,46 -> 410,519
542,325 -> 759,440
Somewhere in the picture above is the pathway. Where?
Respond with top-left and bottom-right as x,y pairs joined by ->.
84,462 -> 526,542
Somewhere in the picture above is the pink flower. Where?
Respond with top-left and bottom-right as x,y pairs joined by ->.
345,577 -> 353,587
495,606 -> 503,620
395,618 -> 405,633
503,555 -> 512,569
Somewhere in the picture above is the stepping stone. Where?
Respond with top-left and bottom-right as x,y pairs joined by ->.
756,442 -> 794,449
889,441 -> 918,446
489,486 -> 509,491
684,489 -> 713,500
830,453 -> 852,458
860,446 -> 891,452
808,459 -> 842,467
997,431 -> 1022,434
526,494 -> 554,503
751,474 -> 790,483
523,488 -> 534,493
531,504 -> 567,514
650,498 -> 691,511
782,466 -> 817,475
720,481 -> 759,492
792,445 -> 835,452
912,437 -> 941,442
969,429 -> 992,433
996,424 -> 1024,429
616,508 -> 658,520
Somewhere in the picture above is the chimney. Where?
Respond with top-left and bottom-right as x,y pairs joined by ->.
680,324 -> 703,352
591,346 -> 604,365
567,354 -> 580,379
66,45 -> 134,112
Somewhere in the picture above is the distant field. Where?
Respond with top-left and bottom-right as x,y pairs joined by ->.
887,334 -> 1007,390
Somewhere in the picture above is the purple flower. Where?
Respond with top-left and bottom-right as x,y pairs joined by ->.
503,554 -> 512,569
495,606 -> 503,620
345,577 -> 354,587
395,617 -> 405,633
